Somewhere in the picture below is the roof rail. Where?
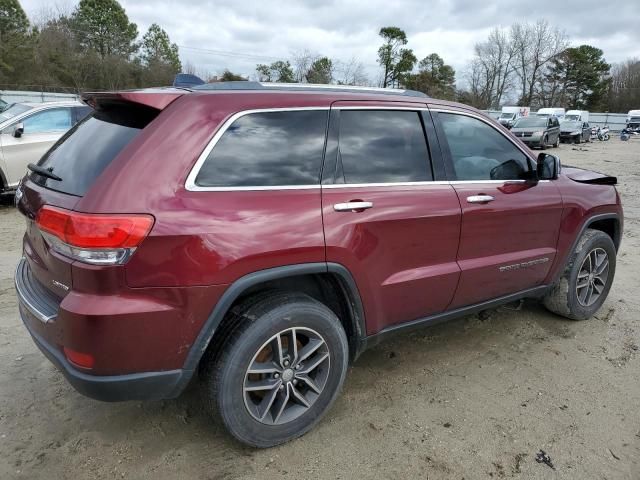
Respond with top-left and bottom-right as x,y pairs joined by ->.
191,81 -> 428,98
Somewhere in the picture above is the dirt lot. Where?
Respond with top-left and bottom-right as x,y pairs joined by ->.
1,138 -> 639,479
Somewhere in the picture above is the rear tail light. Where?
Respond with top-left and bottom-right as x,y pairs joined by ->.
36,205 -> 154,265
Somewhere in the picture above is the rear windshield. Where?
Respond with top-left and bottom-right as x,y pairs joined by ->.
31,105 -> 157,196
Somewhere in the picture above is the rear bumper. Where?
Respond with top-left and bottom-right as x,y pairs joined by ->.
21,312 -> 189,401
15,257 -> 194,401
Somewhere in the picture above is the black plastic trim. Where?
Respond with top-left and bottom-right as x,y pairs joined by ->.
179,262 -> 367,388
362,285 -> 550,349
21,311 -> 186,402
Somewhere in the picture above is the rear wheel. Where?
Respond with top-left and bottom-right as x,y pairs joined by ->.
201,292 -> 349,447
543,229 -> 616,320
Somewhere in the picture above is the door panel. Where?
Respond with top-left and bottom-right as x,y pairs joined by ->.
323,184 -> 462,334
449,181 -> 562,308
321,104 -> 461,335
1,132 -> 62,186
431,108 -> 563,308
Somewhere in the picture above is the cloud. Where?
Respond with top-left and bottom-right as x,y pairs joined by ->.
19,0 -> 640,82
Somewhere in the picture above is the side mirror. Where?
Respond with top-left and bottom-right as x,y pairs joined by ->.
13,122 -> 24,138
537,153 -> 560,180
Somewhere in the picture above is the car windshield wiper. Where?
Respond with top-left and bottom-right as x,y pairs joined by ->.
27,163 -> 62,181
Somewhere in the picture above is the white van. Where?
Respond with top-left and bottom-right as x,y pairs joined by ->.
627,109 -> 640,122
498,106 -> 530,129
536,107 -> 565,119
565,110 -> 589,123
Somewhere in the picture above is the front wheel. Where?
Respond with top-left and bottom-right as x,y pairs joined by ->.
540,136 -> 548,149
201,292 -> 349,447
543,229 -> 616,320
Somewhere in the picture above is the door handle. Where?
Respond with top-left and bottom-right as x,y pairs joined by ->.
466,194 -> 494,204
333,201 -> 373,212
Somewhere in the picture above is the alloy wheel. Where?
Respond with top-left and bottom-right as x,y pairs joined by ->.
243,327 -> 330,425
576,247 -> 610,307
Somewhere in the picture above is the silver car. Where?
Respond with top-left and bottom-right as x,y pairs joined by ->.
510,116 -> 561,149
0,101 -> 91,191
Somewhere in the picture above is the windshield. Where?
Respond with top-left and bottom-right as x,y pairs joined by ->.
561,120 -> 581,129
513,117 -> 547,128
565,115 -> 580,121
0,103 -> 32,123
499,113 -> 514,119
630,117 -> 640,123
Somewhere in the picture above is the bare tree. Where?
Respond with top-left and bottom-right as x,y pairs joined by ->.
510,20 -> 567,107
335,57 -> 369,86
472,28 -> 516,109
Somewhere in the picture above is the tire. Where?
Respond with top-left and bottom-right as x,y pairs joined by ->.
553,136 -> 560,148
201,292 -> 349,448
574,134 -> 581,144
540,136 -> 548,149
543,229 -> 616,320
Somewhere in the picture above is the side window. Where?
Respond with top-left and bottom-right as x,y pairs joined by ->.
438,113 -> 532,181
195,110 -> 328,187
22,108 -> 72,133
336,110 -> 432,184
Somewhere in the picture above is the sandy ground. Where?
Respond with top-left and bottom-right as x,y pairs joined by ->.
1,138 -> 639,480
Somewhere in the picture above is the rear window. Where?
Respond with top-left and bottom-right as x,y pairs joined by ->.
195,110 -> 328,188
31,106 -> 156,196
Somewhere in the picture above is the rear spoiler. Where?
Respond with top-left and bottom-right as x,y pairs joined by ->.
81,88 -> 186,111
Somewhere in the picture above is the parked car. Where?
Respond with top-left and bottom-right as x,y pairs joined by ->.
560,120 -> 591,143
510,115 -> 561,149
626,114 -> 640,134
15,83 -> 622,448
0,99 -> 9,112
498,106 -> 530,129
0,101 -> 91,191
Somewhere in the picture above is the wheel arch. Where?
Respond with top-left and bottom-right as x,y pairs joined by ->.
183,263 -> 366,376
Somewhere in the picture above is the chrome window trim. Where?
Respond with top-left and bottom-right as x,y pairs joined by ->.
185,105 -> 545,192
184,107 -> 330,192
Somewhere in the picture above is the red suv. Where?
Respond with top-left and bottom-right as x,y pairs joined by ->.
15,83 -> 622,447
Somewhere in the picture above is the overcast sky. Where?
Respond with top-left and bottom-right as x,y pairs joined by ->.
20,0 -> 640,83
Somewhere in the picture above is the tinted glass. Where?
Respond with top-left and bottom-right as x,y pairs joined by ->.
32,106 -> 156,196
195,110 -> 328,187
513,117 -> 546,128
337,110 -> 431,184
73,106 -> 92,124
23,108 -> 72,133
439,113 -> 532,181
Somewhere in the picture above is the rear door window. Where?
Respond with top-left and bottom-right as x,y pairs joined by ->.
31,106 -> 157,196
335,110 -> 432,184
195,110 -> 328,188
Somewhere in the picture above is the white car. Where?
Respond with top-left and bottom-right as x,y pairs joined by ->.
0,101 -> 91,191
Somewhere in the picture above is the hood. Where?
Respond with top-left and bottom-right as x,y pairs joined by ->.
562,166 -> 617,185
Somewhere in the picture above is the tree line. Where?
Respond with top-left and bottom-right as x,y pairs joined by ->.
1,0 -> 638,112
0,0 -> 181,91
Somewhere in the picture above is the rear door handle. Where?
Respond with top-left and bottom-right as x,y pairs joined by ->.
466,194 -> 494,204
334,201 -> 373,212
